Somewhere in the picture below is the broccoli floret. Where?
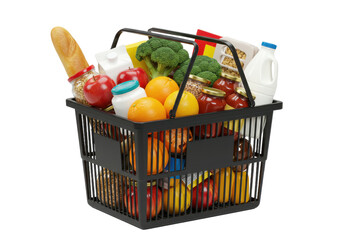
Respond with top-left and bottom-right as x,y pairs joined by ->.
167,41 -> 183,52
198,61 -> 209,71
172,64 -> 202,85
135,37 -> 189,79
136,42 -> 152,61
197,71 -> 218,82
173,55 -> 222,85
207,61 -> 221,77
151,47 -> 179,74
177,49 -> 189,65
148,38 -> 163,51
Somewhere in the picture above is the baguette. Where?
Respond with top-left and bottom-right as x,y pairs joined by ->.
51,27 -> 89,77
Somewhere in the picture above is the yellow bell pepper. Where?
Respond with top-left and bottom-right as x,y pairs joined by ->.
231,171 -> 250,204
163,182 -> 191,214
215,167 -> 235,203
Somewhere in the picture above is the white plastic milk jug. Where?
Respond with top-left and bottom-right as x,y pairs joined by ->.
244,42 -> 278,106
95,45 -> 133,84
241,42 -> 278,138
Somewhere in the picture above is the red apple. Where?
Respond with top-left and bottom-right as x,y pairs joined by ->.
83,75 -> 116,109
125,185 -> 162,219
117,68 -> 149,88
192,179 -> 218,209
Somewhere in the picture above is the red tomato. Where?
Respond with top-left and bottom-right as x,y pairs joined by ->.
192,179 -> 218,209
117,68 -> 149,88
125,185 -> 162,219
83,74 -> 116,109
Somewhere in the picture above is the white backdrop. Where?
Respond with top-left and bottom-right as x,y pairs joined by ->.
1,0 -> 342,239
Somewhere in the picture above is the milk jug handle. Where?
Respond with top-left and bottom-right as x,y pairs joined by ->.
272,58 -> 278,83
263,56 -> 278,84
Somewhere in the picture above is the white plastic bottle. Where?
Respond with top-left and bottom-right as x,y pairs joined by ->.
111,80 -> 146,118
244,42 -> 278,106
241,42 -> 278,138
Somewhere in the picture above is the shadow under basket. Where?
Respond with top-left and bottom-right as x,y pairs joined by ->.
66,27 -> 282,229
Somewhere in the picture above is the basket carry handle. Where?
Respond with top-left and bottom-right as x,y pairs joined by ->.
148,27 -> 256,109
111,28 -> 199,119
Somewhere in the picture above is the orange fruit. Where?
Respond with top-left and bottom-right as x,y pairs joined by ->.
160,128 -> 193,153
129,137 -> 169,175
164,91 -> 199,118
128,97 -> 166,122
145,76 -> 179,104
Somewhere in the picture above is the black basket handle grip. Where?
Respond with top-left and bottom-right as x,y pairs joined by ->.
111,28 -> 199,119
148,27 -> 255,108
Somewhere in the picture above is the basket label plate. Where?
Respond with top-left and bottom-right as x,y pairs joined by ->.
186,135 -> 234,172
93,133 -> 122,173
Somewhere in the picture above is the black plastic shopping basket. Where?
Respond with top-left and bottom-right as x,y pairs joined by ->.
66,28 -> 283,229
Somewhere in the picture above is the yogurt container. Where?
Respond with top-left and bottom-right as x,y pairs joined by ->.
111,80 -> 146,118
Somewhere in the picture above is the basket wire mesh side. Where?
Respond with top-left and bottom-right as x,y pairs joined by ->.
69,103 -> 279,229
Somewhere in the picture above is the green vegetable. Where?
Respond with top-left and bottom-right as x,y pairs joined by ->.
136,37 -> 189,79
173,55 -> 221,86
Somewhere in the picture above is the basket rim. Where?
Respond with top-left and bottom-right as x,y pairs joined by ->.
66,98 -> 282,131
